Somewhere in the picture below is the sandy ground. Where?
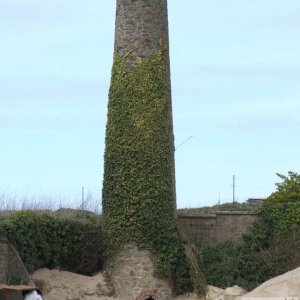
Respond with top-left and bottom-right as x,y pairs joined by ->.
31,267 -> 300,300
31,268 -> 246,300
32,269 -> 115,300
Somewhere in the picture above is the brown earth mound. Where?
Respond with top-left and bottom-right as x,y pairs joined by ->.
31,269 -> 246,300
32,268 -> 115,300
32,266 -> 300,299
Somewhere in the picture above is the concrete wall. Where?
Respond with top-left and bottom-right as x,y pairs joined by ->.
178,212 -> 257,246
0,239 -> 33,285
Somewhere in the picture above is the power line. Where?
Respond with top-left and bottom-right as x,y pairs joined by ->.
175,136 -> 193,151
235,185 -> 272,190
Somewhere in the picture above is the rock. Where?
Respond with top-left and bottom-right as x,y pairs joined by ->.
206,285 -> 224,300
175,292 -> 202,299
174,285 -> 224,300
83,289 -> 96,296
96,276 -> 114,296
215,285 -> 246,300
223,285 -> 246,300
66,292 -> 81,300
184,292 -> 199,299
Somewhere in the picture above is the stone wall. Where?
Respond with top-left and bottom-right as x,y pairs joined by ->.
0,240 -> 9,283
115,0 -> 169,59
110,243 -> 172,300
178,212 -> 257,246
0,239 -> 33,285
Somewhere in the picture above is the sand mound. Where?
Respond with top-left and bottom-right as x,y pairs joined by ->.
31,268 -> 246,300
176,285 -> 246,300
32,267 -> 300,299
32,268 -> 116,300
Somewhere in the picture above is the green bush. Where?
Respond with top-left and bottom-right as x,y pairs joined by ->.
202,172 -> 300,290
239,228 -> 300,289
202,230 -> 300,290
202,241 -> 240,288
258,179 -> 300,234
0,210 -> 103,275
267,172 -> 300,204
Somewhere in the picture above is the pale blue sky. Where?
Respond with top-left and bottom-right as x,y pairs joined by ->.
1,1 -> 300,209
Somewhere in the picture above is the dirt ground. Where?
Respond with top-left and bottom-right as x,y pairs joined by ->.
31,268 -> 244,300
32,269 -> 115,300
31,266 -> 300,300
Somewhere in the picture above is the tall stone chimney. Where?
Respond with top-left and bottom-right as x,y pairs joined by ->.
102,1 -> 179,299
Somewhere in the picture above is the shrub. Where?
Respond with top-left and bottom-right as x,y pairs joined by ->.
202,241 -> 240,288
0,210 -> 103,275
258,172 -> 300,233
202,172 -> 300,290
202,230 -> 300,290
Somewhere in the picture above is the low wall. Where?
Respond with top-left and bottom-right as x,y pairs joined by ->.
0,241 -> 9,283
178,211 -> 257,246
0,239 -> 33,285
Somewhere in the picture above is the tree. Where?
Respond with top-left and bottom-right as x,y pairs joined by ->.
260,172 -> 300,231
267,171 -> 300,203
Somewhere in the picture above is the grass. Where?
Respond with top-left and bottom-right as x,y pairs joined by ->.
178,201 -> 262,215
0,191 -> 101,220
0,191 -> 261,220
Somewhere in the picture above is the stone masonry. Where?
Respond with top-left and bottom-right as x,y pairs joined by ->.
178,212 -> 257,246
110,244 -> 172,300
115,0 -> 169,59
0,239 -> 33,285
0,241 -> 8,283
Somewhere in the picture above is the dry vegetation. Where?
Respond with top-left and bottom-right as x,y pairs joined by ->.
177,201 -> 262,215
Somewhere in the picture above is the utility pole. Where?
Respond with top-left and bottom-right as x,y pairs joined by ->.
232,175 -> 235,202
81,186 -> 84,209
